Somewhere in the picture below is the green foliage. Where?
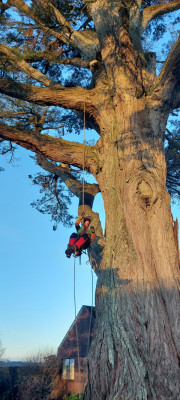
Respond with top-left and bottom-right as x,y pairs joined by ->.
29,172 -> 74,229
165,119 -> 180,201
0,0 -> 179,228
66,394 -> 82,400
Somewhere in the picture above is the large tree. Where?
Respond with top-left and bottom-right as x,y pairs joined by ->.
0,0 -> 180,398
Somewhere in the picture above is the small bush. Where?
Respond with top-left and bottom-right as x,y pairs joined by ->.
66,394 -> 82,400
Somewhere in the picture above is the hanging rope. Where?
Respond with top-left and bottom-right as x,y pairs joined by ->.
81,254 -> 94,397
73,104 -> 96,398
74,103 -> 86,395
73,256 -> 81,395
86,253 -> 98,274
82,102 -> 86,209
73,255 -> 94,399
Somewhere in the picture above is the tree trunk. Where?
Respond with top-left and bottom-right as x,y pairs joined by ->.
0,1 -> 180,398
84,94 -> 180,399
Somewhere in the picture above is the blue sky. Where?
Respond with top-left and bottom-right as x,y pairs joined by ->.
0,139 -> 179,361
0,145 -> 101,361
0,7 -> 179,361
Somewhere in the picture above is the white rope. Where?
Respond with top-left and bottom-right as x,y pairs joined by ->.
73,256 -> 81,395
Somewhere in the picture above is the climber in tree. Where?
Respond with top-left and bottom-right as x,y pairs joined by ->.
65,212 -> 95,258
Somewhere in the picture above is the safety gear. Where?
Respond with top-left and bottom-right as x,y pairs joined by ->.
74,245 -> 80,256
65,216 -> 95,258
84,216 -> 91,223
65,244 -> 76,258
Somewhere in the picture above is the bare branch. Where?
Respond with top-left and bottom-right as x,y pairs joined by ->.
0,123 -> 99,175
41,124 -> 64,131
0,0 -> 11,13
0,77 -> 96,114
141,0 -> 180,32
36,154 -> 100,199
23,51 -> 90,69
156,35 -> 180,86
151,34 -> 180,110
36,0 -> 99,59
56,57 -> 90,69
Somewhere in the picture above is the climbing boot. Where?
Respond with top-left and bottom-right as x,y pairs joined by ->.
65,245 -> 75,258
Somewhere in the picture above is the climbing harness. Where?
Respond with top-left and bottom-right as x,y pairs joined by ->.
66,102 -> 93,262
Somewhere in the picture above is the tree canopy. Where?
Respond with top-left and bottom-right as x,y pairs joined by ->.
1,2 -> 180,398
0,0 -> 179,230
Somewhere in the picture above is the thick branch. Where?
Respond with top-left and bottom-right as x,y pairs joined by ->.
0,77 -> 96,114
141,0 -> 180,32
0,123 -> 99,174
0,45 -> 56,87
36,154 -> 100,200
0,0 -> 11,13
23,51 -> 90,69
8,0 -> 98,60
151,35 -> 180,110
172,91 -> 180,110
37,0 -> 99,59
156,35 -> 180,86
58,57 -> 90,68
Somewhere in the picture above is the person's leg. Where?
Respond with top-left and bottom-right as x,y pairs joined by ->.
74,233 -> 90,254
69,233 -> 78,246
65,233 -> 79,257
82,239 -> 90,250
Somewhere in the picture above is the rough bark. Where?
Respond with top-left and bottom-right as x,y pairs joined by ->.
173,218 -> 180,262
141,0 -> 180,32
0,123 -> 99,175
0,1 -> 180,399
84,93 -> 180,400
6,0 -> 99,60
150,34 -> 180,111
0,77 -> 97,114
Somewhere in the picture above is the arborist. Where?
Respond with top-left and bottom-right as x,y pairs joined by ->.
65,212 -> 95,258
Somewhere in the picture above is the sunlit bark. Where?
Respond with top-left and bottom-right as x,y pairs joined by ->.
0,0 -> 180,398
141,0 -> 180,32
0,78 -> 97,114
0,123 -> 98,174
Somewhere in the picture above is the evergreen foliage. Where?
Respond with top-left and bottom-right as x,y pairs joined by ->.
0,0 -> 179,228
0,2 -> 180,398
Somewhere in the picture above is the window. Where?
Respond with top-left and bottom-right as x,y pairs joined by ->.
62,358 -> 75,380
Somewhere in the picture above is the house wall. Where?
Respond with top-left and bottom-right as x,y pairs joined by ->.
50,306 -> 95,398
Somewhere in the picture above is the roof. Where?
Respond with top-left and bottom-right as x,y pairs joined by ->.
58,305 -> 96,359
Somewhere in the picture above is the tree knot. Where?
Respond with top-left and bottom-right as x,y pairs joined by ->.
137,180 -> 152,205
